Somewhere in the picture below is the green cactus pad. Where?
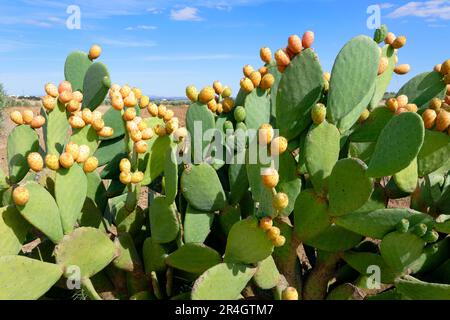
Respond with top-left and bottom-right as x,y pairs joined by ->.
268,61 -> 282,120
294,189 -> 330,241
253,255 -> 280,289
393,158 -> 418,193
116,205 -> 145,236
435,215 -> 450,234
0,206 -> 30,257
276,49 -> 324,140
166,243 -> 221,274
218,205 -> 241,236
244,88 -> 271,131
245,149 -> 272,216
350,184 -> 386,215
396,276 -> 450,300
85,171 -> 107,213
380,231 -> 426,273
305,122 -> 341,193
186,102 -> 215,162
55,164 -> 88,233
369,45 -> 396,109
326,283 -> 362,300
94,137 -> 127,166
191,263 -> 256,300
343,252 -> 397,284
224,217 -> 273,264
367,112 -> 425,178
348,142 -> 375,164
336,208 -> 433,239
55,227 -> 117,278
142,237 -> 168,274
397,71 -> 447,108
228,163 -> 249,206
17,181 -> 63,243
373,24 -> 388,43
45,101 -> 70,156
149,197 -> 180,244
142,136 -> 172,185
0,255 -> 63,300
328,158 -> 373,216
164,144 -> 178,204
181,163 -> 227,212
70,126 -> 99,155
101,108 -> 124,140
82,62 -> 110,110
350,107 -> 394,143
7,125 -> 39,184
305,225 -> 363,252
113,233 -> 142,272
64,51 -> 93,92
184,206 -> 214,244
417,131 -> 450,177
409,238 -> 450,274
277,152 -> 302,216
327,36 -> 379,124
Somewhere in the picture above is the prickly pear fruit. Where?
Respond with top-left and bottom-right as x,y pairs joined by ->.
434,64 -> 442,73
282,287 -> 298,300
405,104 -> 418,113
173,127 -> 188,142
88,44 -> 102,60
27,152 -> 44,172
213,81 -> 224,95
217,103 -> 223,114
83,157 -> 98,173
222,87 -> 232,98
132,87 -> 142,100
157,105 -> 167,119
273,235 -> 286,247
234,106 -> 246,123
22,110 -> 34,125
131,171 -> 144,184
92,118 -> 105,131
58,81 -> 72,94
13,186 -> 29,206
223,121 -> 234,132
65,142 -> 80,161
97,126 -> 114,138
273,192 -> 289,211
120,85 -> 132,99
130,130 -> 143,142
163,109 -> 174,122
207,99 -> 218,113
45,154 -> 60,171
69,116 -> 85,129
288,35 -> 303,54
111,95 -> 124,111
186,85 -> 199,102
135,141 -> 148,154
270,136 -> 288,156
123,108 -> 137,121
243,65 -> 254,78
267,226 -> 281,240
249,71 -> 262,87
358,109 -> 370,123
440,59 -> 450,75
59,153 -> 74,169
392,36 -> 406,49
139,95 -> 150,109
148,103 -> 158,117
259,217 -> 273,231
259,66 -> 269,76
10,111 -> 24,125
258,124 -> 274,145
386,98 -> 399,112
302,31 -> 315,48
120,158 -> 131,173
412,223 -> 428,237
124,92 -> 137,108
444,74 -> 450,85
66,100 -> 81,113
275,49 -> 290,67
394,64 -> 411,75
422,109 -> 437,129
260,47 -> 272,64
76,145 -> 90,163
396,95 -> 408,108
396,219 -> 410,233
141,128 -> 154,140
42,95 -> 56,111
58,91 -> 73,104
120,172 -> 132,185
378,57 -> 389,75
166,118 -> 179,134
311,103 -> 326,124
261,167 -> 279,189
45,83 -> 59,97
199,87 -> 215,104
384,32 -> 396,45
222,98 -> 235,113
429,98 -> 442,111
436,110 -> 450,132
72,91 -> 83,103
240,77 -> 255,93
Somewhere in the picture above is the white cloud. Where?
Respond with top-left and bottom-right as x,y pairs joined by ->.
379,3 -> 395,9
125,25 -> 158,31
171,7 -> 203,21
98,38 -> 157,48
387,0 -> 450,20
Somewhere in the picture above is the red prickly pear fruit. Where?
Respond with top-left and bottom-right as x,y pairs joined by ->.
260,47 -> 272,64
132,87 -> 142,100
243,65 -> 254,78
386,98 -> 399,113
213,81 -> 224,95
267,226 -> 281,240
394,64 -> 411,75
440,59 -> 450,75
258,123 -> 274,145
260,74 -> 275,91
221,87 -> 232,98
10,111 -> 24,125
422,109 -> 437,129
120,159 -> 131,173
222,98 -> 235,113
282,287 -> 298,300
97,126 -> 114,138
72,91 -> 83,103
240,77 -> 254,93
123,107 -> 137,121
27,152 -> 44,172
384,32 -> 396,45
261,167 -> 279,189
58,90 -> 73,104
135,141 -> 148,154
392,36 -> 406,49
288,34 -> 302,55
302,31 -> 315,49
396,95 -> 408,108
148,103 -> 159,117
311,103 -> 326,125
378,57 -> 389,75
436,110 -> 450,132
270,136 -> 288,156
249,71 -> 262,87
273,235 -> 286,247
45,83 -> 59,98
88,44 -> 102,60
119,172 -> 132,185
259,217 -> 273,231
21,109 -> 34,124
186,85 -> 199,102
65,142 -> 80,161
429,98 -> 442,112
275,49 -> 290,67
358,109 -> 370,123
198,86 -> 215,104
45,154 -> 60,171
139,95 -> 150,109
273,192 -> 289,211
92,118 -> 105,131
13,186 -> 29,206
59,152 -> 74,169
77,145 -> 91,163
131,171 -> 144,184
42,95 -> 56,111
66,99 -> 81,113
405,103 -> 418,113
30,115 -> 46,129
58,81 -> 72,94
83,156 -> 99,173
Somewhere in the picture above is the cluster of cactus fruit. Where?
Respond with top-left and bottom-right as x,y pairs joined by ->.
1,23 -> 450,301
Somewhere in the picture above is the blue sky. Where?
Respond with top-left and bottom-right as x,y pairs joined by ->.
0,0 -> 449,97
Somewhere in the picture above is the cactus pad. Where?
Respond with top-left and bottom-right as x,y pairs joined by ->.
0,206 -> 30,257
142,136 -> 172,185
70,126 -> 99,155
45,101 -> 70,156
165,243 -> 221,274
253,255 -> 280,289
396,276 -> 450,300
350,107 -> 394,143
164,144 -> 178,204
244,88 -> 271,131
184,205 -> 214,244
186,102 -> 215,162
82,62 -> 111,110
397,71 -> 447,108
393,158 -> 418,193
64,51 -> 93,92
142,237 -> 168,274
417,131 -> 450,177
149,197 -> 180,244
369,45 -> 396,109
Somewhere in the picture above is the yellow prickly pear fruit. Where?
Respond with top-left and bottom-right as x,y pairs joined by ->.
119,172 -> 132,185
261,167 -> 279,189
267,226 -> 281,240
45,83 -> 59,98
120,158 -> 131,173
58,91 -> 73,104
323,72 -> 331,82
282,287 -> 298,300
164,109 -> 175,122
148,103 -> 159,117
384,32 -> 396,45
386,98 -> 399,112
288,34 -> 302,54
396,95 -> 408,108
132,87 -> 142,100
259,66 -> 269,76
302,31 -> 315,49
440,59 -> 450,75
22,109 -> 34,124
260,47 -> 272,64
429,98 -> 442,111
213,81 -> 224,95
92,118 -> 105,131
173,127 -> 188,142
111,95 -> 124,111
59,152 -> 74,169
138,120 -> 148,131
88,44 -> 102,60
392,36 -> 406,49
13,186 -> 29,206
358,109 -> 370,123
436,110 -> 450,132
273,192 -> 289,211
83,156 -> 98,173
166,119 -> 179,135
249,71 -> 262,87
130,130 -> 143,142
66,99 -> 81,113
405,103 -> 418,113
139,95 -> 150,109
10,111 -> 24,125
123,107 -> 137,121
444,74 -> 450,85
42,95 -> 56,111
422,109 -> 437,129
221,87 -> 232,98
141,128 -> 155,140
135,141 -> 148,154
378,57 -> 389,75
271,136 -> 288,156
81,108 -> 93,125
109,84 -> 121,95
77,145 -> 90,163
273,235 -> 286,247
240,77 -> 254,93
243,64 -> 254,77
258,123 -> 274,145
124,92 -> 137,108
158,105 -> 167,119
72,91 -> 83,103
186,85 -> 199,102
198,87 -> 216,104
30,115 -> 46,129
275,49 -> 290,67
126,121 -> 139,133
58,81 -> 72,94
207,99 -> 218,113
311,103 -> 327,124
131,171 -> 144,184
120,85 -> 132,99
27,152 -> 44,172
97,126 -> 114,138
260,74 -> 275,90
45,154 -> 60,171
394,64 -> 411,75
216,103 -> 223,114
155,124 -> 167,137
396,107 -> 408,115
259,217 -> 273,232
222,98 -> 235,113
92,110 -> 102,121
65,142 -> 80,161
